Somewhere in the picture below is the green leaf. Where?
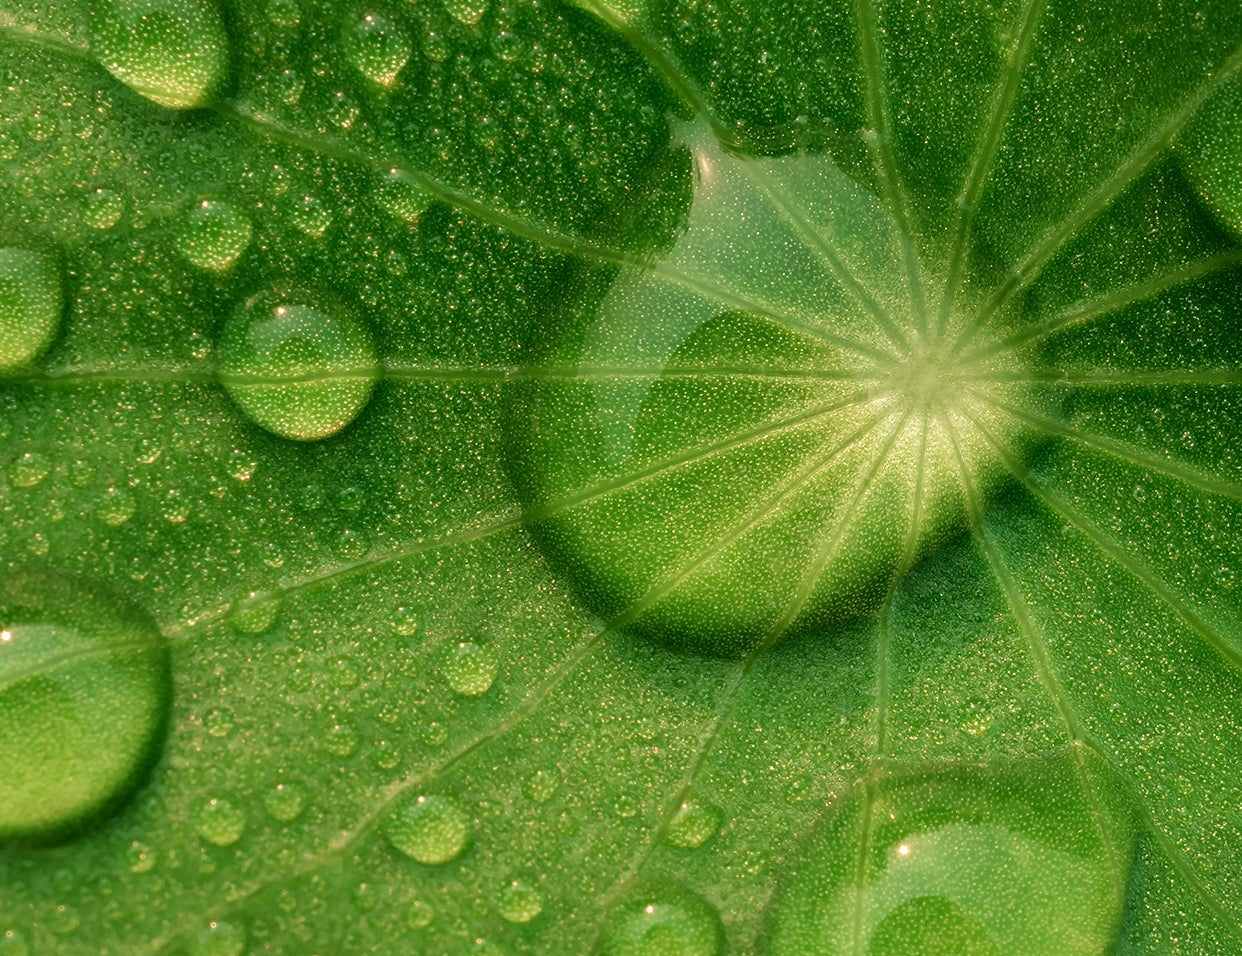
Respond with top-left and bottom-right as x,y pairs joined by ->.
1,0 -> 1241,952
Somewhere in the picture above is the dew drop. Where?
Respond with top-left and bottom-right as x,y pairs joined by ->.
0,929 -> 30,956
1217,566 -> 1237,591
498,879 -> 543,924
600,882 -> 724,956
374,738 -> 402,769
126,839 -> 156,872
444,0 -> 487,26
375,168 -> 432,223
263,781 -> 305,822
664,800 -> 721,850
264,0 -> 299,29
422,720 -> 448,746
387,793 -> 471,864
95,485 -> 136,527
522,769 -> 559,803
216,287 -> 380,441
90,0 -> 229,108
289,194 -> 332,237
0,246 -> 62,374
612,793 -> 639,819
343,11 -> 412,86
7,451 -> 50,488
320,722 -> 359,757
407,898 -> 435,929
333,527 -> 370,560
392,607 -> 420,637
442,639 -> 499,697
191,919 -> 246,956
1132,485 -> 1147,502
175,200 -> 252,271
195,796 -> 246,846
0,571 -> 170,844
82,187 -> 125,229
228,590 -> 282,635
203,705 -> 235,738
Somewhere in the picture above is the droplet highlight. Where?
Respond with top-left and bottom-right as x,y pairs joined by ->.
343,11 -> 412,86
175,200 -> 252,271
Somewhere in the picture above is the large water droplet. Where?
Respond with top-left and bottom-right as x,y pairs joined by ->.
216,287 -> 380,441
175,200 -> 252,271
0,571 -> 170,844
0,246 -> 62,374
90,0 -> 229,108
599,881 -> 724,956
343,11 -> 412,86
387,793 -> 471,864
442,639 -> 499,697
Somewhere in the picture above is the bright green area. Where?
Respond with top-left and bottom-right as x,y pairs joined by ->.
216,287 -> 380,441
0,571 -> 170,844
0,0 -> 1240,952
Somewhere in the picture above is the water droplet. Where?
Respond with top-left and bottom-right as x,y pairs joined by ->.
7,451 -> 50,488
375,167 -> 432,222
91,0 -> 230,108
422,720 -> 448,746
320,722 -> 359,757
1217,566 -> 1236,591
195,796 -> 245,846
216,287 -> 380,441
288,194 -> 332,237
203,705 -> 235,738
0,246 -> 62,374
344,11 -> 412,86
442,640 -> 499,697
387,793 -> 471,864
333,527 -> 370,560
0,928 -> 30,955
126,840 -> 156,873
264,781 -> 305,822
664,800 -> 721,850
444,0 -> 487,26
407,898 -> 434,929
265,0 -> 299,28
522,769 -> 559,803
498,879 -> 543,923
68,459 -> 96,488
328,655 -> 360,688
1132,485 -> 1147,502
326,90 -> 361,130
392,607 -> 420,637
95,485 -> 136,526
600,882 -> 724,956
191,919 -> 245,956
82,187 -> 125,229
175,200 -> 252,271
0,571 -> 170,843
374,738 -> 402,769
612,793 -> 639,819
228,590 -> 283,635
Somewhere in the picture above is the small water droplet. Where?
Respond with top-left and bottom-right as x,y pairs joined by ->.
522,769 -> 559,803
228,590 -> 282,635
407,898 -> 435,929
344,11 -> 412,86
68,459 -> 96,488
444,0 -> 487,26
0,571 -> 170,843
0,246 -> 62,374
82,187 -> 125,229
498,879 -> 543,924
328,655 -> 360,688
664,800 -> 721,850
612,792 -> 639,819
442,640 -> 499,697
600,882 -> 724,956
333,527 -> 370,560
1132,485 -> 1147,502
374,738 -> 403,769
326,91 -> 361,130
175,199 -> 252,271
126,840 -> 156,873
387,793 -> 471,864
289,194 -> 332,237
196,796 -> 246,846
95,485 -> 137,527
320,722 -> 359,757
1217,566 -> 1236,591
264,781 -> 306,822
375,168 -> 432,223
8,451 -> 50,488
203,706 -> 235,738
191,919 -> 246,956
422,720 -> 448,746
392,608 -> 419,637
91,0 -> 230,108
265,0 -> 299,28
216,287 -> 380,441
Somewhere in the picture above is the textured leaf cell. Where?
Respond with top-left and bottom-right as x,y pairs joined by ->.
1,0 -> 1241,952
